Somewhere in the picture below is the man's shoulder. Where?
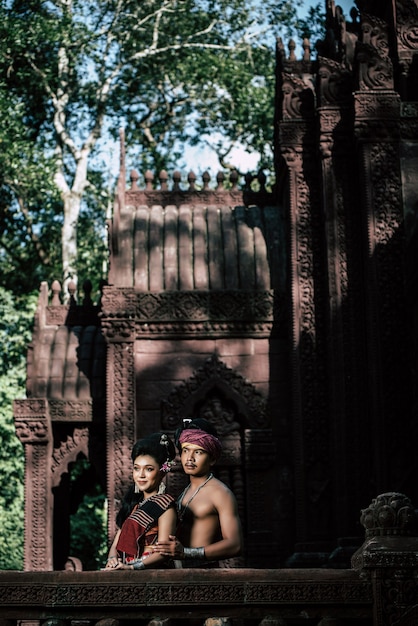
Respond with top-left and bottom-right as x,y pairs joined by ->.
210,476 -> 237,499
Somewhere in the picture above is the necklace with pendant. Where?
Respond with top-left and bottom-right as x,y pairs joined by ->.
177,473 -> 213,522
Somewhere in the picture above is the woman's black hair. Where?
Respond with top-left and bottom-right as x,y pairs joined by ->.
116,432 -> 176,528
131,432 -> 176,465
174,417 -> 219,454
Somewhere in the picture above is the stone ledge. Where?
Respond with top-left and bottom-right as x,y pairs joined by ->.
0,569 -> 372,621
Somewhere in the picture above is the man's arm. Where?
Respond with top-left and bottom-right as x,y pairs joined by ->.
202,488 -> 242,561
155,487 -> 242,561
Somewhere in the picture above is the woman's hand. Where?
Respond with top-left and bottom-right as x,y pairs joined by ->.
103,555 -> 120,569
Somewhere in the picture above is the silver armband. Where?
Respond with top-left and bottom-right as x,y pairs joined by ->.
183,547 -> 205,559
132,557 -> 146,570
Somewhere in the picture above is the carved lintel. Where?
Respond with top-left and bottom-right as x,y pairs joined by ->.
101,290 -> 275,339
101,287 -> 137,317
49,399 -> 93,422
101,319 -> 136,342
13,399 -> 51,444
354,91 -> 401,140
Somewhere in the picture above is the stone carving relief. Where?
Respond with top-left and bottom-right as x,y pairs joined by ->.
396,0 -> 418,56
51,427 -> 89,488
101,288 -> 274,337
317,57 -> 353,106
161,354 -> 268,431
281,73 -> 315,120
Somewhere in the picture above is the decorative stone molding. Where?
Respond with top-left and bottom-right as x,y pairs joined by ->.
357,41 -> 393,91
101,289 -> 275,338
161,354 -> 269,430
105,341 -> 136,543
0,569 -> 372,620
14,399 -> 51,444
317,57 -> 353,106
396,0 -> 418,60
51,427 -> 90,488
354,92 -> 401,141
281,73 -> 315,120
48,399 -> 93,421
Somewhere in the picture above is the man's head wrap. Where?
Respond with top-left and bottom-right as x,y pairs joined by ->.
179,428 -> 222,461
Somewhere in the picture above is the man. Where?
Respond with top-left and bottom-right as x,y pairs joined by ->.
154,418 -> 242,567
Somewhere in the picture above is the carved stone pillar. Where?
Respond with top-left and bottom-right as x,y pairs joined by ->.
354,13 -> 411,492
317,56 -> 372,536
14,399 -> 53,571
352,492 -> 418,625
101,287 -> 136,543
279,72 -> 329,544
318,57 -> 354,531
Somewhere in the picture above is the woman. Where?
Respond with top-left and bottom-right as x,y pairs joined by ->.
104,432 -> 177,570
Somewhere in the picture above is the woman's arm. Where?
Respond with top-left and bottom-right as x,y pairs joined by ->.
103,528 -> 121,569
113,507 -> 177,570
139,507 -> 177,568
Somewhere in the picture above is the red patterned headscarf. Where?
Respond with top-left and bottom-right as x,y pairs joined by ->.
179,428 -> 222,461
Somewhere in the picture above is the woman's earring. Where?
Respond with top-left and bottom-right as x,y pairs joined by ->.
158,482 -> 166,494
134,484 -> 139,493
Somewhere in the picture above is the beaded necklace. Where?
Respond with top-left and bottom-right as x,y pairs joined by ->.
177,473 -> 213,523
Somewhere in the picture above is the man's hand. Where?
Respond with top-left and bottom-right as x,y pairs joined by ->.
153,535 -> 185,558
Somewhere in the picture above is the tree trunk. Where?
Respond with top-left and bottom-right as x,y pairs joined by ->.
61,189 -> 82,294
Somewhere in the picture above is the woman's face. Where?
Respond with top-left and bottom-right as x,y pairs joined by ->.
132,454 -> 162,496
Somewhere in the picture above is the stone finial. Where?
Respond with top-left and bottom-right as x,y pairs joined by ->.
187,170 -> 197,190
202,171 -> 211,190
144,170 -> 154,190
360,492 -> 417,537
288,39 -> 296,62
130,169 -> 139,190
230,169 -> 239,190
159,170 -> 168,190
172,171 -> 181,190
51,280 -> 62,306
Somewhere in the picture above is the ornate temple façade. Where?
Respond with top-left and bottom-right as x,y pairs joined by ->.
13,0 -> 418,571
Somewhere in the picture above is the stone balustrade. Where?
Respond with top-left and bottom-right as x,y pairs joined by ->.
0,568 -> 372,625
3,492 -> 418,624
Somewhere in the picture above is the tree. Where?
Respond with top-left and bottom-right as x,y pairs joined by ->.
0,0 -> 320,291
0,288 -> 38,569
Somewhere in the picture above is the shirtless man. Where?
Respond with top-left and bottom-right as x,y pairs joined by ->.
154,418 -> 242,566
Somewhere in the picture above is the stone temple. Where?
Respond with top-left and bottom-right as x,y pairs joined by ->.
13,0 -> 418,572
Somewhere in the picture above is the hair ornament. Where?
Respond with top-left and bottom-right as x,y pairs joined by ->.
160,433 -> 169,448
159,433 -> 175,472
160,460 -> 175,473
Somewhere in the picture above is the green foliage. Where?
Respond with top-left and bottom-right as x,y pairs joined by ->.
0,0 -> 326,290
69,458 -> 108,571
0,369 -> 25,570
0,289 -> 37,570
